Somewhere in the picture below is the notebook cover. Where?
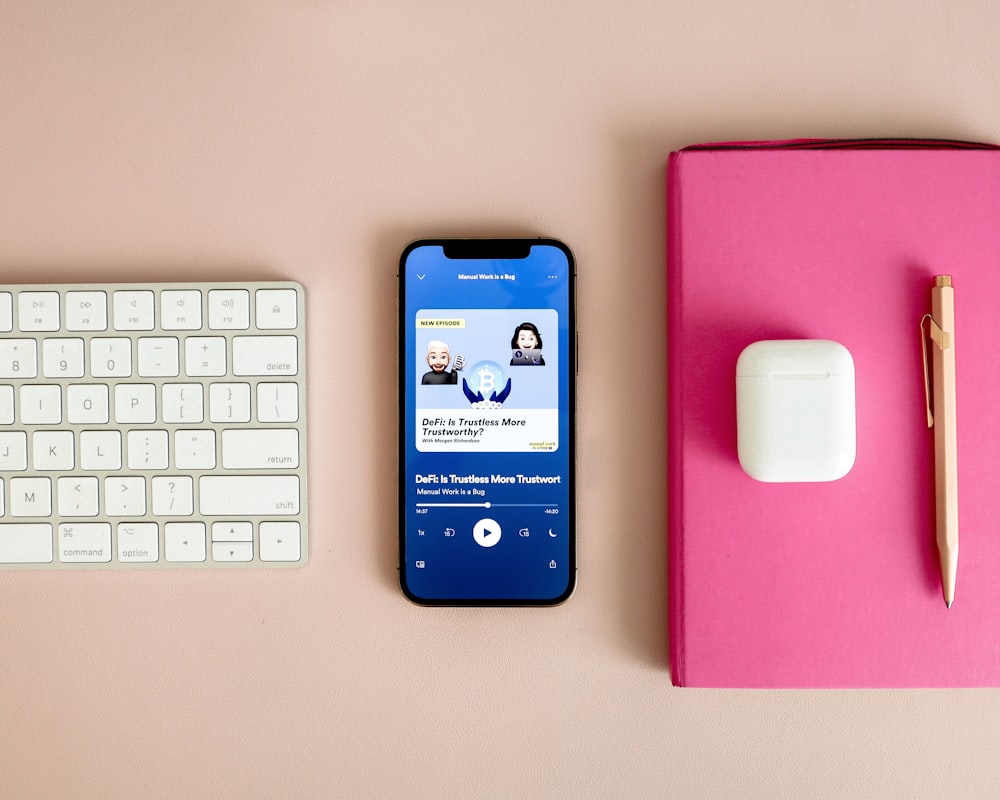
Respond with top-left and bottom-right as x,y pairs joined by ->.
667,140 -> 1000,688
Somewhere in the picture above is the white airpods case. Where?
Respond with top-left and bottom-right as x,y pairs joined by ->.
736,339 -> 856,482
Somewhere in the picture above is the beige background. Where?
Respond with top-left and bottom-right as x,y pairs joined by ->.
3,2 -> 1000,798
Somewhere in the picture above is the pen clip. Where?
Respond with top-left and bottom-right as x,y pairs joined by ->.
921,313 -> 950,428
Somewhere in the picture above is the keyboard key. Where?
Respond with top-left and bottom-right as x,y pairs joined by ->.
255,289 -> 298,329
80,430 -> 122,470
65,291 -> 107,331
208,289 -> 250,330
137,337 -> 179,377
105,476 -> 146,516
113,290 -> 155,331
33,431 -> 74,471
117,523 -> 159,563
57,477 -> 99,516
0,293 -> 12,332
212,521 -> 253,542
260,522 -> 301,561
10,477 -> 52,517
160,290 -> 202,330
232,335 -> 297,376
42,338 -> 85,379
0,340 -> 38,378
162,383 -> 204,423
0,386 -> 13,424
152,475 -> 194,516
256,383 -> 299,423
165,522 -> 206,562
209,382 -> 250,423
200,476 -> 299,515
222,428 -> 298,469
67,384 -> 110,424
0,524 -> 53,563
213,541 -> 253,562
58,523 -> 112,563
115,384 -> 156,424
19,292 -> 60,332
174,430 -> 215,470
126,429 -> 168,470
185,337 -> 227,377
0,432 -> 28,470
20,385 -> 61,424
91,337 -> 132,378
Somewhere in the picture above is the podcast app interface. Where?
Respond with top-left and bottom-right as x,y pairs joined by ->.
403,243 -> 573,601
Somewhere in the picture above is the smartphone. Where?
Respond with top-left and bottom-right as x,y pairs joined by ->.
399,238 -> 576,605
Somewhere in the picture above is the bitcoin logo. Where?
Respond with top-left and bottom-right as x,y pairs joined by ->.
468,361 -> 506,397
476,366 -> 496,394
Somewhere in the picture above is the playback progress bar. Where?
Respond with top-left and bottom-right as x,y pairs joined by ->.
415,502 -> 559,509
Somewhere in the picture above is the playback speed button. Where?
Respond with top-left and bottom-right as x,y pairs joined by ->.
472,518 -> 502,548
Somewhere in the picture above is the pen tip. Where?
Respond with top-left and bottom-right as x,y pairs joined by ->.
946,600 -> 953,609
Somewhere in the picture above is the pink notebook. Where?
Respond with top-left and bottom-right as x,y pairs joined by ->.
667,139 -> 1000,687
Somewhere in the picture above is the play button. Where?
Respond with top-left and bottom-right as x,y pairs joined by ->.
472,518 -> 502,548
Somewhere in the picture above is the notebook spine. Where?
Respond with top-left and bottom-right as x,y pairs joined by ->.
666,151 -> 687,686
681,137 -> 999,151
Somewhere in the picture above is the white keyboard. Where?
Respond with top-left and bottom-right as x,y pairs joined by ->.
0,281 -> 308,569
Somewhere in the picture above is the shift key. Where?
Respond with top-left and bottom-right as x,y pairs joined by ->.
200,476 -> 300,515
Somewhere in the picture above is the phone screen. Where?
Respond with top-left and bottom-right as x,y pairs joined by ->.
399,239 -> 576,604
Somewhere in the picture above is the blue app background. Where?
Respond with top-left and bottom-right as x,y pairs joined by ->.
402,243 -> 574,602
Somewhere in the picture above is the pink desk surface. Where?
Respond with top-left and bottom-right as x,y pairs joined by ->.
4,2 -> 1000,798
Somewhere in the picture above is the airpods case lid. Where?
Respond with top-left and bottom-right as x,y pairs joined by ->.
736,339 -> 856,482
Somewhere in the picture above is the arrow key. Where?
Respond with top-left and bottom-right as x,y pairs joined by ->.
164,522 -> 206,562
212,541 -> 253,562
211,521 -> 253,542
260,521 -> 300,562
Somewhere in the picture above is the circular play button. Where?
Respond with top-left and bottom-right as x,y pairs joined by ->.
472,518 -> 502,548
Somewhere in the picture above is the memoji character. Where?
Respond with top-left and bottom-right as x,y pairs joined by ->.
421,340 -> 465,385
509,322 -> 545,366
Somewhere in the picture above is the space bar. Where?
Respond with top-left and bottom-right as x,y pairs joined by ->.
200,476 -> 300,515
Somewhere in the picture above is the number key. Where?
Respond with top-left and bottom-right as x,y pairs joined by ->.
90,338 -> 132,378
43,338 -> 85,378
0,340 -> 37,378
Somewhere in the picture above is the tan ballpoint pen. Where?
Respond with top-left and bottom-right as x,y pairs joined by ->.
923,275 -> 958,607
